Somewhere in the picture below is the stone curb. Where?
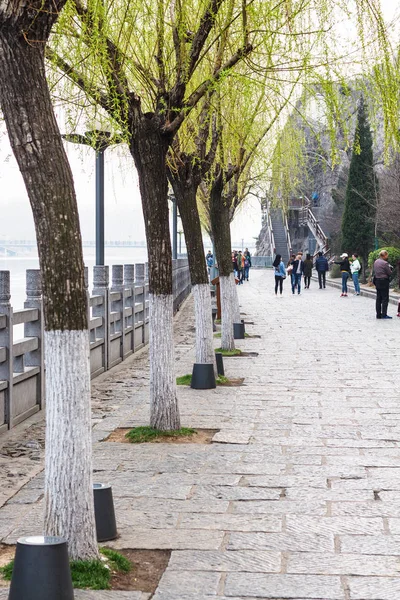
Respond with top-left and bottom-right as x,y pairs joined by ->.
311,275 -> 399,307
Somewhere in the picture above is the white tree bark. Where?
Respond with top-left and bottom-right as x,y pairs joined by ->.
220,274 -> 236,351
192,283 -> 216,374
231,275 -> 241,324
149,293 -> 180,430
44,330 -> 98,561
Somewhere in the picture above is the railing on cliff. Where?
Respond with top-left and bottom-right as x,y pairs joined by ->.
0,260 -> 191,432
283,211 -> 292,259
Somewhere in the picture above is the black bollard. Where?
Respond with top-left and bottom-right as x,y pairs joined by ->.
93,483 -> 118,542
233,322 -> 245,339
191,363 -> 216,389
8,536 -> 74,600
215,352 -> 225,376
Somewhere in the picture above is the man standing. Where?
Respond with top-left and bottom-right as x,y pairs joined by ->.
374,250 -> 393,319
244,248 -> 252,281
315,251 -> 329,289
292,253 -> 304,295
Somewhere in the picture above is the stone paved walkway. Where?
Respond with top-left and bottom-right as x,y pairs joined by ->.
1,269 -> 400,599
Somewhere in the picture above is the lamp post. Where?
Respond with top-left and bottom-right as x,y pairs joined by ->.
63,130 -> 113,266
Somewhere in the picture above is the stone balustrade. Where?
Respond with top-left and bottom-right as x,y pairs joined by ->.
0,259 -> 191,431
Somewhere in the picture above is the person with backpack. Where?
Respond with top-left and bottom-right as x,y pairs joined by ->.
315,251 -> 329,289
236,251 -> 244,284
292,253 -> 304,295
351,253 -> 362,296
273,254 -> 286,295
243,248 -> 252,281
335,253 -> 351,297
303,253 -> 313,289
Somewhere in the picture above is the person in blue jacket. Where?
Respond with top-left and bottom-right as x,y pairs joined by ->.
273,254 -> 286,295
292,253 -> 304,295
315,251 -> 329,289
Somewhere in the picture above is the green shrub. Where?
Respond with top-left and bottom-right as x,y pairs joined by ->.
368,247 -> 400,268
329,263 -> 341,279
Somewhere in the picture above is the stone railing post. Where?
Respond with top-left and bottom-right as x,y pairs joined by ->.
111,265 -> 124,362
24,269 -> 44,409
0,271 -> 13,429
92,265 -> 110,372
124,265 -> 135,356
135,263 -> 146,346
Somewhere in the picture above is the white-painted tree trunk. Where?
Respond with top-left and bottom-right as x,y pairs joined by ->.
220,274 -> 236,351
44,330 -> 98,561
192,283 -> 216,374
149,293 -> 180,430
231,275 -> 241,324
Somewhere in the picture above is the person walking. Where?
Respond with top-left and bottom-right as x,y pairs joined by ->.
236,251 -> 243,284
373,249 -> 393,319
335,253 -> 351,297
273,254 -> 286,295
232,251 -> 238,278
292,253 -> 304,295
350,253 -> 361,296
315,251 -> 329,289
287,254 -> 296,290
303,253 -> 313,289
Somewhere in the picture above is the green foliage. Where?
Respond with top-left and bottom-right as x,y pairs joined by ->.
0,560 -> 13,580
215,347 -> 242,356
70,559 -> 111,590
176,374 -> 192,385
329,264 -> 342,279
368,247 -> 400,267
125,426 -> 196,443
100,548 -> 131,573
216,375 -> 229,384
341,96 -> 377,258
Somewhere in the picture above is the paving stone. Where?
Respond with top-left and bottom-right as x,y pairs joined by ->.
227,532 -> 334,553
107,529 -> 225,550
154,570 -> 221,596
348,576 -> 400,599
191,485 -> 282,501
168,550 -> 281,572
224,574 -> 344,598
286,516 -> 384,536
115,497 -> 230,514
287,552 -> 400,576
339,534 -> 400,555
232,500 -> 326,515
212,431 -> 251,444
178,513 -> 282,532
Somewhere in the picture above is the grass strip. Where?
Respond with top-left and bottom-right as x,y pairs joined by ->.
125,426 -> 196,443
215,347 -> 242,356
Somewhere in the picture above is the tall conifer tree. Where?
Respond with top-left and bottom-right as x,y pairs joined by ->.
342,96 -> 378,278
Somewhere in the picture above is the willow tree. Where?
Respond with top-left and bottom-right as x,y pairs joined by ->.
167,95 -> 219,369
0,0 -> 97,559
48,0 -> 268,430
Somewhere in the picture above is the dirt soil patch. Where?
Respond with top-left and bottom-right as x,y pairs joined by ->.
225,351 -> 259,358
106,428 -> 219,444
109,548 -> 170,593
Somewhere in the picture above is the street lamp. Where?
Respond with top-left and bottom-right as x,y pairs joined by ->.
63,130 -> 114,266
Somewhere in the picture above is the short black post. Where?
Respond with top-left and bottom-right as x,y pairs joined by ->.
8,536 -> 74,600
215,352 -> 224,376
93,483 -> 117,542
211,307 -> 217,332
191,363 -> 216,389
233,322 -> 245,339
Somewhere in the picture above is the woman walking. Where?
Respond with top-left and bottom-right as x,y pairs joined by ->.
303,253 -> 313,289
335,253 -> 351,297
273,254 -> 286,295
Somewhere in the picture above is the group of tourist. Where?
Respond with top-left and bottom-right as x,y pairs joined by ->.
273,247 -> 399,320
232,249 -> 252,284
205,248 -> 253,284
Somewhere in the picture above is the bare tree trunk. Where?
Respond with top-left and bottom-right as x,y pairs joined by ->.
0,27 -> 97,559
209,178 -> 238,350
169,173 -> 214,367
129,122 -> 180,430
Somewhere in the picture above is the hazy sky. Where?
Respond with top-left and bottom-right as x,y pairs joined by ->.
0,0 -> 398,247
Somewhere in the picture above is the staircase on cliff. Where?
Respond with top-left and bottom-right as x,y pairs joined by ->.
270,209 -> 289,264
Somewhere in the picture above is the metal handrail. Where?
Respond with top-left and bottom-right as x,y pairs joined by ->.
266,199 -> 276,257
283,210 -> 292,257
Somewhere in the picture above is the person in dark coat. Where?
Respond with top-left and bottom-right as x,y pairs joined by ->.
315,251 -> 329,289
303,253 -> 313,289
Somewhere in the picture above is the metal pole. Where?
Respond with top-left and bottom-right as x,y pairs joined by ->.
95,148 -> 105,266
172,195 -> 178,260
